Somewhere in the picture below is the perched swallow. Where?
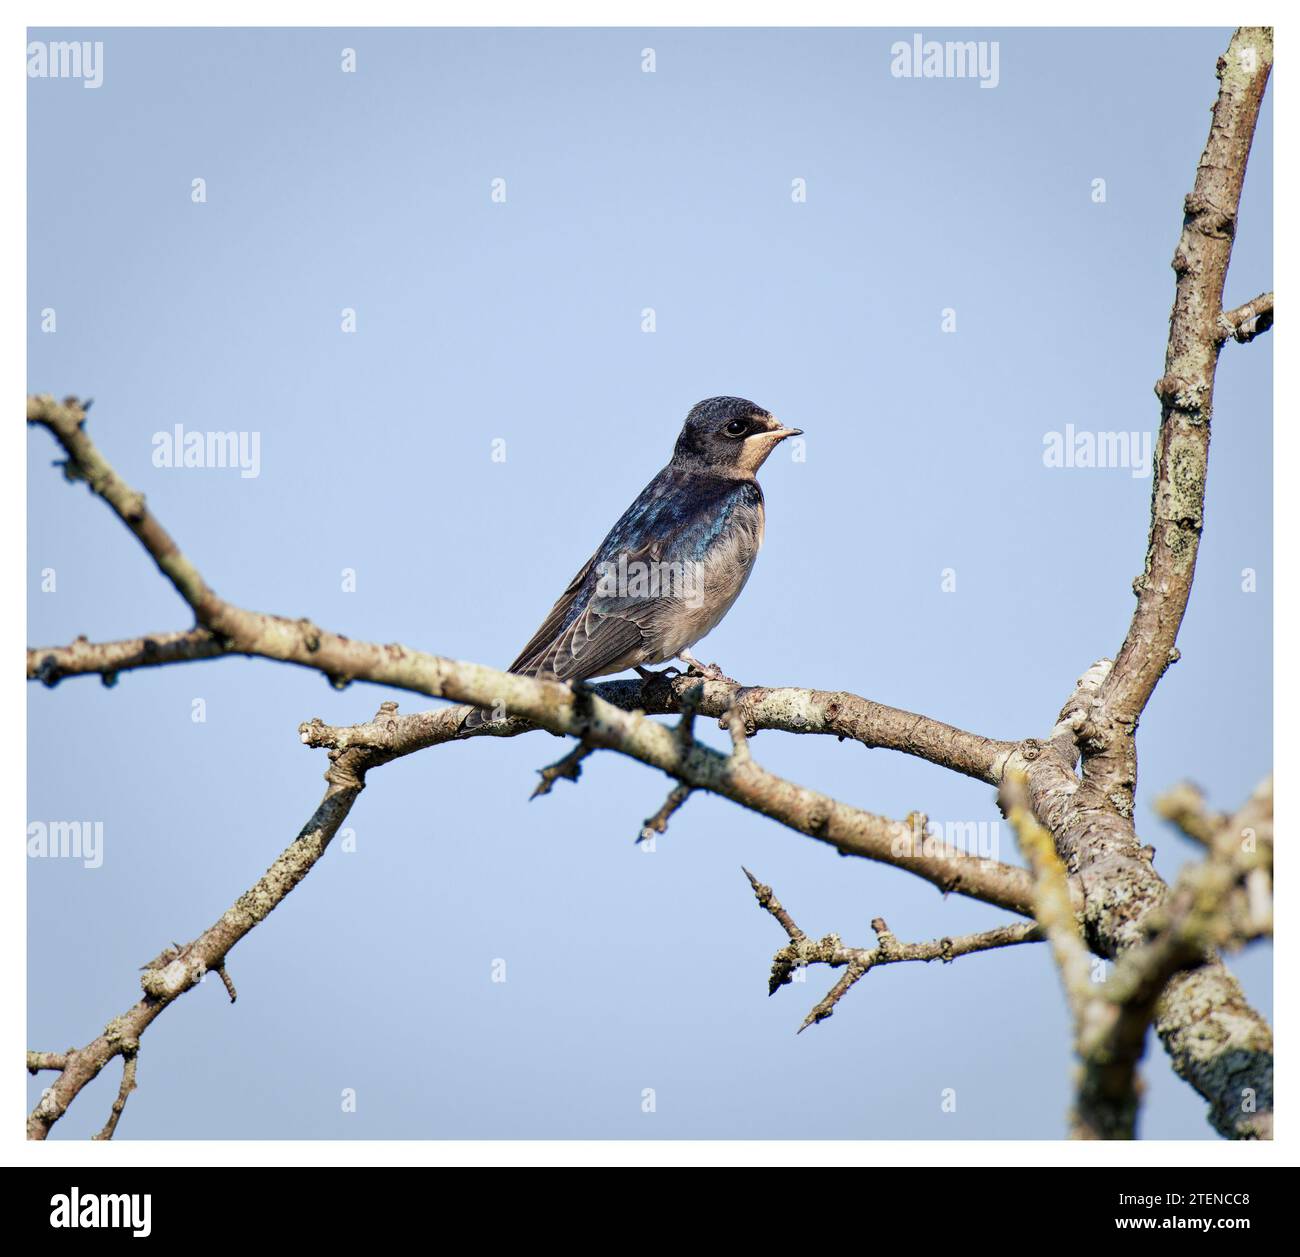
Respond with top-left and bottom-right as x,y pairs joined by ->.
462,396 -> 800,728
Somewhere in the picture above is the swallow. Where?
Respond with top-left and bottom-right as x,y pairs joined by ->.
462,396 -> 800,728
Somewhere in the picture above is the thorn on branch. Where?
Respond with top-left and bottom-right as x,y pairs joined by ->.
639,784 -> 692,843
531,741 -> 594,799
743,867 -> 807,944
743,869 -> 840,1001
215,962 -> 238,1004
798,960 -> 869,1033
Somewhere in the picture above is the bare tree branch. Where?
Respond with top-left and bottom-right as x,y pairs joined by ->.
27,1052 -> 69,1073
1004,788 -> 1095,1016
31,627 -> 1019,786
1088,26 -> 1274,816
29,627 -> 225,686
989,26 -> 1275,1141
1216,290 -> 1273,345
532,740 -> 595,799
1006,768 -> 1272,1140
91,1049 -> 138,1142
26,736 -> 373,1139
1005,699 -> 1273,1138
296,712 -> 1036,914
1002,777 -> 1131,1139
743,868 -> 1041,1032
640,784 -> 693,843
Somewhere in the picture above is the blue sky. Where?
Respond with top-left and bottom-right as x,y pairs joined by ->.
27,26 -> 1271,1139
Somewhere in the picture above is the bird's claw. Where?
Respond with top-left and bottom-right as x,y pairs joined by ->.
637,662 -> 686,691
680,656 -> 734,683
636,664 -> 682,685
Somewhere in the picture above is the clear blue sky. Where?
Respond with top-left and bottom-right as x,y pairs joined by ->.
27,26 -> 1271,1139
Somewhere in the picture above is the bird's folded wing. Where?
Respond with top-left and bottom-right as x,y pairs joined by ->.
538,605 -> 652,680
510,541 -> 677,680
507,552 -> 598,674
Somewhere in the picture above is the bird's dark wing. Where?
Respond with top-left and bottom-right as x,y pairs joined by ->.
509,530 -> 682,679
509,467 -> 761,681
514,537 -> 682,680
523,595 -> 657,680
507,551 -> 600,675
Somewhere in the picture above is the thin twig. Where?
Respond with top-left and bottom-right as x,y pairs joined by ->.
91,1048 -> 138,1141
639,785 -> 693,843
532,741 -> 594,799
1216,290 -> 1274,344
27,1052 -> 69,1073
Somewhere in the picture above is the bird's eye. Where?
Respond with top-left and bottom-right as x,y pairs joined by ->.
723,419 -> 748,437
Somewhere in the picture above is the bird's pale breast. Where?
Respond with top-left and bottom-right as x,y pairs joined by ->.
647,494 -> 764,662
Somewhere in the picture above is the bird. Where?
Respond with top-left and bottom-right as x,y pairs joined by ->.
461,396 -> 801,730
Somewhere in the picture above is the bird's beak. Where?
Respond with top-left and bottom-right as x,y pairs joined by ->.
743,419 -> 802,458
740,420 -> 802,470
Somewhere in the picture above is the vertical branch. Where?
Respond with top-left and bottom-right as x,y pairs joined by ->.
1089,26 -> 1273,815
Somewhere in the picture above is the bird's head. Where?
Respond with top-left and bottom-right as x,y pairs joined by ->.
671,396 -> 802,476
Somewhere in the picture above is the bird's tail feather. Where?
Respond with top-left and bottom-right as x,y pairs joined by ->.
456,664 -> 534,736
457,703 -> 492,735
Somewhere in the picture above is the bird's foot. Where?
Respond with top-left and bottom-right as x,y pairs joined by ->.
677,651 -> 735,684
635,664 -> 682,684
